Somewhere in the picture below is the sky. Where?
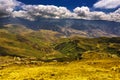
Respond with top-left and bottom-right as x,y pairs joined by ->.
0,0 -> 120,22
17,0 -> 97,11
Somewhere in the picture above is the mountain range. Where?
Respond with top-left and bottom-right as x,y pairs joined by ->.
0,21 -> 120,61
0,18 -> 120,37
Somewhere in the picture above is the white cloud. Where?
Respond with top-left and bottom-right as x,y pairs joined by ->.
0,0 -> 120,22
74,6 -> 120,22
0,0 -> 21,17
94,0 -> 120,9
10,4 -> 120,22
12,10 -> 34,21
74,6 -> 106,20
114,8 -> 120,13
19,5 -> 76,19
108,8 -> 120,22
73,6 -> 90,18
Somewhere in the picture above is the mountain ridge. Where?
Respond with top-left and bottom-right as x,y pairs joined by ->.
0,18 -> 120,37
0,24 -> 120,61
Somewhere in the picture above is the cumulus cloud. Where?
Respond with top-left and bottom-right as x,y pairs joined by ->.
73,6 -> 105,20
74,6 -> 120,22
90,9 -> 120,22
108,8 -> 120,22
74,6 -> 106,20
0,0 -> 21,17
12,10 -> 34,20
12,5 -> 76,20
94,0 -> 120,9
0,0 -> 120,22
73,6 -> 90,18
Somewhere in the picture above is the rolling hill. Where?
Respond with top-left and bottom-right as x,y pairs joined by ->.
0,24 -> 120,61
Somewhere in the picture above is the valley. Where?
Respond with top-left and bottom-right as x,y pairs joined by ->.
0,23 -> 120,80
1,0 -> 120,79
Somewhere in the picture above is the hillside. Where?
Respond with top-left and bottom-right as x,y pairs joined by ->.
0,24 -> 120,61
1,0 -> 120,80
0,18 -> 120,37
0,24 -> 62,59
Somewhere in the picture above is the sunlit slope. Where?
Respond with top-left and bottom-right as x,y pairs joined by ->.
0,24 -> 120,60
54,37 -> 120,60
0,59 -> 120,80
0,24 -> 61,58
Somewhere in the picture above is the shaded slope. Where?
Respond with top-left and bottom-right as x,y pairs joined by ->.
0,18 -> 120,37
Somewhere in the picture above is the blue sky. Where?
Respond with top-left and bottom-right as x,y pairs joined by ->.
0,0 -> 120,22
17,0 -> 120,12
18,0 -> 97,11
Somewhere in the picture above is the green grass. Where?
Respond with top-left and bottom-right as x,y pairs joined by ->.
0,25 -> 120,80
0,25 -> 120,61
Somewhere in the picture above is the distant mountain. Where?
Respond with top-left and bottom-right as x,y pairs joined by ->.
0,17 -> 120,37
